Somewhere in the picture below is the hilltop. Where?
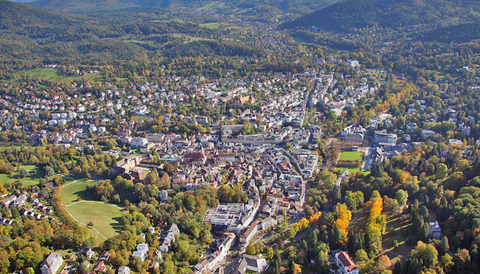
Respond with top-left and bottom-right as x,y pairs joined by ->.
282,0 -> 480,31
26,0 -> 340,15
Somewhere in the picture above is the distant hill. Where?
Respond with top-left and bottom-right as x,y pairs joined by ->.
0,0 -> 84,32
415,21 -> 480,43
27,0 -> 340,15
0,0 -> 262,61
282,0 -> 480,31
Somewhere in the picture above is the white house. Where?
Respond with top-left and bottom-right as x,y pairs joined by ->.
40,252 -> 64,274
333,251 -> 359,274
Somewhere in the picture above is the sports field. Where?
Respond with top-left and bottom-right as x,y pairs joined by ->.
339,151 -> 364,161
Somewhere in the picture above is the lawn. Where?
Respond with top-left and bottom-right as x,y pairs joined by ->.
335,166 -> 370,175
339,151 -> 364,161
59,179 -> 124,242
64,202 -> 123,240
15,68 -> 104,83
0,145 -> 22,151
0,165 -> 45,186
200,22 -> 221,29
381,212 -> 413,264
58,179 -> 97,205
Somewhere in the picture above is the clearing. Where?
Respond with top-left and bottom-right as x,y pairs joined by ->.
0,165 -> 45,186
58,178 -> 97,205
64,201 -> 123,240
380,212 -> 413,264
59,179 -> 124,242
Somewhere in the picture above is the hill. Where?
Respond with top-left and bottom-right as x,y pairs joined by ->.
27,0 -> 340,16
0,0 -> 83,31
0,0 -> 264,62
415,21 -> 480,43
282,0 -> 480,32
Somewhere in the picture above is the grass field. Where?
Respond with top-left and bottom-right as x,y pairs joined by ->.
381,212 -> 413,264
0,165 -> 45,186
64,202 -> 123,239
59,179 -> 124,242
335,166 -> 370,175
58,179 -> 97,205
200,22 -> 221,29
339,151 -> 364,161
16,68 -> 103,83
0,145 -> 22,151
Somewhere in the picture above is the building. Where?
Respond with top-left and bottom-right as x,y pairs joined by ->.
374,130 -> 397,146
40,252 -> 64,274
239,220 -> 260,245
132,243 -> 149,262
224,254 -> 267,274
203,203 -> 245,232
118,266 -> 130,274
159,223 -> 180,252
333,251 -> 359,274
183,152 -> 206,165
429,221 -> 442,240
232,95 -> 255,107
131,137 -> 148,148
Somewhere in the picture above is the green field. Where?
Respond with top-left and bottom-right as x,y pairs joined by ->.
64,202 -> 123,240
58,179 -> 97,205
16,68 -> 103,83
59,179 -> 124,242
339,151 -> 364,161
335,166 -> 370,175
0,165 -> 45,186
200,22 -> 221,29
0,145 -> 22,151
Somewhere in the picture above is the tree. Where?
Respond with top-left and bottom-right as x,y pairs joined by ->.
45,166 -> 55,177
19,168 -> 28,178
164,163 -> 175,174
440,236 -> 449,254
440,253 -> 454,273
355,249 -> 369,263
410,241 -> 438,268
394,189 -> 408,206
266,247 -> 274,260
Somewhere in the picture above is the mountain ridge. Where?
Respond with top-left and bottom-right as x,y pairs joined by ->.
281,0 -> 480,32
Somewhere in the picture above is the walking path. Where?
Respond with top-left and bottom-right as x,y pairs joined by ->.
62,204 -> 107,240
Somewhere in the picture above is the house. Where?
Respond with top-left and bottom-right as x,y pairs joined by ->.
159,223 -> 180,252
429,221 -> 442,240
183,152 -> 206,165
118,266 -> 131,274
131,137 -> 148,148
94,261 -> 106,272
132,243 -> 149,262
406,122 -> 417,131
224,254 -> 267,274
99,251 -> 111,261
333,251 -> 359,274
40,252 -> 63,274
160,190 -> 168,202
232,95 -> 255,107
1,195 -> 16,207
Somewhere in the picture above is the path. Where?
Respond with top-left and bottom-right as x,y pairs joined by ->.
62,203 -> 107,240
60,177 -> 123,241
64,200 -> 123,210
